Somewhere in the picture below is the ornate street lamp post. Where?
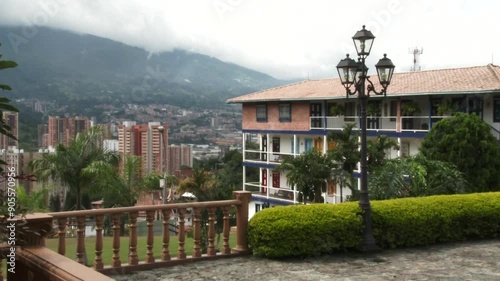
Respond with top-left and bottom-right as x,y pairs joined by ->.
336,25 -> 395,251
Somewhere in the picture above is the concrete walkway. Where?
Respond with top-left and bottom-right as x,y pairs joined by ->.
110,239 -> 500,281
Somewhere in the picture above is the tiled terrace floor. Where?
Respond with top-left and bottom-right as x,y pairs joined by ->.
110,239 -> 500,281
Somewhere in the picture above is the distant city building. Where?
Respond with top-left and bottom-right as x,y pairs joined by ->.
44,116 -> 92,147
0,111 -> 18,150
167,144 -> 193,174
103,139 -> 119,152
117,121 -> 168,175
0,147 -> 43,194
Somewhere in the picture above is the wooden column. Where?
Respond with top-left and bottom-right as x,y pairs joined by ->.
207,207 -> 216,256
93,215 -> 104,270
56,217 -> 67,256
161,209 -> 171,261
145,210 -> 155,263
176,209 -> 186,259
111,214 -> 121,268
192,208 -> 202,258
128,212 -> 139,265
222,206 -> 231,254
233,191 -> 252,253
76,216 -> 86,264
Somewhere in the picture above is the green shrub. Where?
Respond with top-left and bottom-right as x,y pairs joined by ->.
248,203 -> 362,257
248,192 -> 500,258
372,192 -> 500,248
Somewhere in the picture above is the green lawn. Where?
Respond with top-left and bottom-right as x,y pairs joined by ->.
44,233 -> 237,266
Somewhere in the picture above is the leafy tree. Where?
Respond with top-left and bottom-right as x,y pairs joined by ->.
0,45 -> 19,167
279,149 -> 335,203
16,185 -> 49,212
369,155 -> 466,200
177,167 -> 231,253
92,154 -> 161,208
30,126 -> 119,210
420,113 -> 500,192
328,123 -> 398,200
367,135 -> 399,172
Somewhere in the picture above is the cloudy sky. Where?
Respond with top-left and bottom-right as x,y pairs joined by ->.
0,0 -> 498,80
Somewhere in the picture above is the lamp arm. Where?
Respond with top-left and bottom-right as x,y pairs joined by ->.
366,76 -> 387,97
344,84 -> 359,98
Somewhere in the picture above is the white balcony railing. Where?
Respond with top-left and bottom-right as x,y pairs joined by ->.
311,115 -> 451,132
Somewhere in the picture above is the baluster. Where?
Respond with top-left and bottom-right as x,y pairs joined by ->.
145,210 -> 155,263
207,207 -> 217,256
93,215 -> 104,270
161,209 -> 171,261
112,213 -> 121,267
128,211 -> 139,265
177,209 -> 186,259
57,217 -> 67,255
192,207 -> 202,258
222,206 -> 231,254
76,216 -> 86,264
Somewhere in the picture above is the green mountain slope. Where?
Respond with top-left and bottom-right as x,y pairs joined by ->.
0,26 -> 287,110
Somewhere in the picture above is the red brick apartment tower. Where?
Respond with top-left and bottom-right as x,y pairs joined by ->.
118,122 -> 168,175
0,111 -> 18,149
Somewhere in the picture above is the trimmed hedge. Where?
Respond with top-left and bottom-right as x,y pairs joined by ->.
248,192 -> 500,258
248,203 -> 362,257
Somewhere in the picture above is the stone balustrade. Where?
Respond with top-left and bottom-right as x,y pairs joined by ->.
0,191 -> 251,280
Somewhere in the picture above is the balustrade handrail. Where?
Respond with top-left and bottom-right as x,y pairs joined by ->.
1,191 -> 252,281
49,199 -> 241,218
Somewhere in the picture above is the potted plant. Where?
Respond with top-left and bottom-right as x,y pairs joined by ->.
437,101 -> 455,116
329,103 -> 345,116
401,102 -> 420,116
367,103 -> 381,116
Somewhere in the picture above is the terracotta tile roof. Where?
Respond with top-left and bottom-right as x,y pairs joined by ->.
227,64 -> 500,103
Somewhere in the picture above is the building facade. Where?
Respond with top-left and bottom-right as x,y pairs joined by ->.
44,116 -> 92,147
167,144 -> 193,175
117,122 -> 168,175
227,64 -> 500,218
0,111 -> 18,150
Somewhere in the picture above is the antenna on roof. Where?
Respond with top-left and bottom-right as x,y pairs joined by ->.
409,46 -> 423,71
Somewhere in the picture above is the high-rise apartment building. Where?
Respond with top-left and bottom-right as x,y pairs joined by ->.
118,122 -> 168,175
45,116 -> 92,147
0,111 -> 18,149
167,144 -> 193,174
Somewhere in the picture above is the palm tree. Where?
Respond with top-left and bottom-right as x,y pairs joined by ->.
30,126 -> 119,210
279,149 -> 335,203
96,154 -> 161,207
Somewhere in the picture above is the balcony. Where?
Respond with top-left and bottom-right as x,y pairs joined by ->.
310,115 -> 451,133
244,149 -> 294,165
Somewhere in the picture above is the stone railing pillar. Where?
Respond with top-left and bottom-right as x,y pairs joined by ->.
233,191 -> 251,253
8,213 -> 52,281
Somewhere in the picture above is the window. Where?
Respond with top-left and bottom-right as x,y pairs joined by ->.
255,204 -> 261,213
279,104 -> 291,122
344,102 -> 356,121
256,104 -> 267,122
272,172 -> 280,188
310,103 -> 323,128
494,98 -> 500,123
390,100 -> 397,121
272,137 -> 280,153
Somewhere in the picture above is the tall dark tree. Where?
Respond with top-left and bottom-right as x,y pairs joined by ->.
420,113 -> 500,192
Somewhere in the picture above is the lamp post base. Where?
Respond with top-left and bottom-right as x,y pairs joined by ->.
359,206 -> 380,252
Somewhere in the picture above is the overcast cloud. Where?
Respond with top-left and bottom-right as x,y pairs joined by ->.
0,0 -> 499,79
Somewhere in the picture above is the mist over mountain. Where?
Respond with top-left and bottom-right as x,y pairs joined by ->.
0,26 -> 288,111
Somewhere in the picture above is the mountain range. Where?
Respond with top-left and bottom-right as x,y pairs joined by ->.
0,26 -> 289,111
